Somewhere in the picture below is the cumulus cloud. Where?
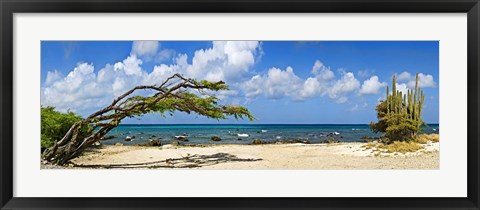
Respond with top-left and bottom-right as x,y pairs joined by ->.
396,71 -> 436,88
45,70 -> 63,86
397,71 -> 412,81
407,73 -> 436,88
43,63 -> 102,112
328,72 -> 360,98
395,83 -> 409,95
131,41 -> 159,60
359,76 -> 387,95
242,67 -> 303,100
131,41 -> 176,62
187,41 -> 260,83
155,49 -> 175,62
42,41 -> 262,113
311,60 -> 334,80
242,60 -> 360,103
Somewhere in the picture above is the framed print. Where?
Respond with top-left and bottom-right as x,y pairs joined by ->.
1,0 -> 479,209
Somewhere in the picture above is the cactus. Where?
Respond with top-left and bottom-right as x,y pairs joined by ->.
380,73 -> 425,140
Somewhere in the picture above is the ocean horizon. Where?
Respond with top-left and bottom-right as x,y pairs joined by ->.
100,124 -> 440,145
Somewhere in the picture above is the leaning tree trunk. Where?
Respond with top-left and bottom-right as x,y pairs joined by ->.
42,74 -> 254,165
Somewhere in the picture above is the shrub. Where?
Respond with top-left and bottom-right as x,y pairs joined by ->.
377,141 -> 423,153
363,142 -> 376,149
415,134 -> 440,144
41,106 -> 89,149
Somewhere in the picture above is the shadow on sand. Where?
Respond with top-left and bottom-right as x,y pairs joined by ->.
74,153 -> 262,169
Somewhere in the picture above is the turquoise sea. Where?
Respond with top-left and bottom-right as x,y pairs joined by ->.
100,124 -> 440,145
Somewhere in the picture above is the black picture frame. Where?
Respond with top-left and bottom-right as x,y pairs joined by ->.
1,0 -> 479,209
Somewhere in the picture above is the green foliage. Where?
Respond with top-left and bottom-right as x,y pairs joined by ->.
42,74 -> 255,165
41,106 -> 89,149
370,73 -> 425,143
118,90 -> 255,121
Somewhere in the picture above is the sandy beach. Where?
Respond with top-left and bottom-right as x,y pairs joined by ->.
49,142 -> 439,170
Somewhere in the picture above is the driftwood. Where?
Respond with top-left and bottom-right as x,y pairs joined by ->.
42,74 -> 254,165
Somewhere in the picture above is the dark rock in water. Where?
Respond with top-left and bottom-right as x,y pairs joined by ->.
125,136 -> 133,141
141,140 -> 161,146
237,138 -> 242,141
211,136 -> 222,141
151,135 -> 156,137
323,138 -> 340,144
252,139 -> 263,145
177,136 -> 188,142
101,135 -> 115,140
326,132 -> 340,137
171,141 -> 180,146
140,132 -> 144,134
293,139 -> 311,144
131,136 -> 136,139
279,139 -> 311,144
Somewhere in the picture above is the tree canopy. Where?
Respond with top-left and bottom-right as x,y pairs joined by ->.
41,106 -> 87,149
42,74 -> 255,165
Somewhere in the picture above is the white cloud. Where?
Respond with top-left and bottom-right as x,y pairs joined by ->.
45,70 -> 63,86
242,75 -> 264,99
42,54 -> 151,112
42,41 -> 262,113
407,73 -> 436,88
243,66 -> 303,100
242,61 -> 360,102
114,55 -> 144,77
311,60 -> 334,80
397,71 -> 412,81
359,75 -> 387,95
187,41 -> 260,83
395,83 -> 409,95
131,41 -> 159,60
328,72 -> 360,98
155,49 -> 175,62
299,77 -> 321,99
396,71 -> 436,88
216,90 -> 239,100
264,67 -> 303,99
43,63 -> 103,112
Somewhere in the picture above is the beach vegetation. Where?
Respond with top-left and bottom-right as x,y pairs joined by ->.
377,141 -> 423,153
370,73 -> 425,143
42,74 -> 255,165
363,141 -> 423,153
415,134 -> 440,144
41,106 -> 91,150
363,142 -> 376,150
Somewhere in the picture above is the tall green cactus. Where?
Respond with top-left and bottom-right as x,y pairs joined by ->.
383,73 -> 425,133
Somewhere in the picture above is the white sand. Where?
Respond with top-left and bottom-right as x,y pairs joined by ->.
66,142 -> 439,169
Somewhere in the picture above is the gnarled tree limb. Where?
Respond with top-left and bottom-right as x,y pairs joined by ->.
42,74 -> 254,165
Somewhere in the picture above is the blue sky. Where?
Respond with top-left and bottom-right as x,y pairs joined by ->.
41,41 -> 439,124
